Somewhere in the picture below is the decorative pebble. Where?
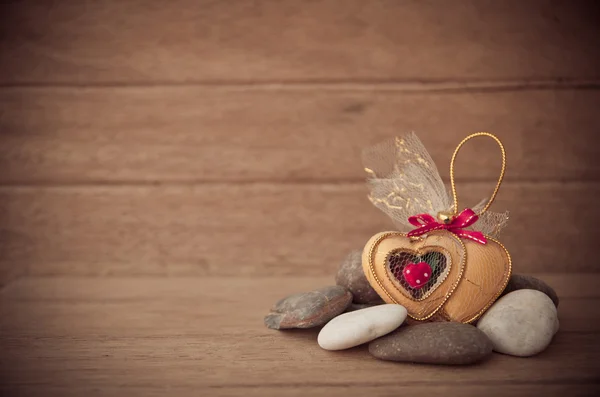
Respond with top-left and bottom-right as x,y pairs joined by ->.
501,274 -> 559,307
264,286 -> 352,330
318,304 -> 407,350
369,322 -> 493,365
477,289 -> 559,357
335,250 -> 385,304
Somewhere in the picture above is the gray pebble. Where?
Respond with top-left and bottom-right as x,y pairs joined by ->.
477,289 -> 559,357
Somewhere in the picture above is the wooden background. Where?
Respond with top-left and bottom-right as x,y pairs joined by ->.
0,1 -> 599,396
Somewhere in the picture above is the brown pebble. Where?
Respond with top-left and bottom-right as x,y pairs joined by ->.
335,250 -> 384,304
344,302 -> 382,313
501,274 -> 559,307
264,286 -> 352,329
369,322 -> 493,365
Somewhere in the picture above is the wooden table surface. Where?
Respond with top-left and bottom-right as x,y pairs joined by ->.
1,274 -> 598,396
1,1 -> 599,396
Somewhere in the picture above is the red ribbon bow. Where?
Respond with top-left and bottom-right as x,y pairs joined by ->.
407,208 -> 487,244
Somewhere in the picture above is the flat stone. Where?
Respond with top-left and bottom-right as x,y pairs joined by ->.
369,322 -> 493,365
335,250 -> 384,304
318,304 -> 407,350
477,289 -> 559,357
502,274 -> 559,307
264,286 -> 352,330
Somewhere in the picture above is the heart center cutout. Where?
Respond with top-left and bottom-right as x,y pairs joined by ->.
387,250 -> 449,300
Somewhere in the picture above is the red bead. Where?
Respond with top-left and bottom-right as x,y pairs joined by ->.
402,262 -> 432,289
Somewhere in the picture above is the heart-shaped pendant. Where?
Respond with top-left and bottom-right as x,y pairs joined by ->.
362,229 -> 511,323
361,132 -> 513,323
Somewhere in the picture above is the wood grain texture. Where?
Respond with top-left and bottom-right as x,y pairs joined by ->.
0,0 -> 599,84
1,1 -> 598,395
1,275 -> 599,397
1,88 -> 599,184
0,182 -> 597,283
0,385 -> 597,397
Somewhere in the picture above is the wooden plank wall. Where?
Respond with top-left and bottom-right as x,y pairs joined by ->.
1,0 -> 599,284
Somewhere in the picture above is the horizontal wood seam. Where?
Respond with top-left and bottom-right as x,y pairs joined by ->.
200,379 -> 600,388
1,179 -> 599,188
0,79 -> 599,92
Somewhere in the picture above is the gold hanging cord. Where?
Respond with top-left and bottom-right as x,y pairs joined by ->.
449,132 -> 506,216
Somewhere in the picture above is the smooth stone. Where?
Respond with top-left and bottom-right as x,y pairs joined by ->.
335,250 -> 385,304
318,304 -> 407,350
369,322 -> 493,365
264,286 -> 352,330
502,274 -> 559,307
477,289 -> 559,357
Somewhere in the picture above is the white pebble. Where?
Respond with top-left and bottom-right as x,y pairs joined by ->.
477,289 -> 559,357
317,304 -> 407,350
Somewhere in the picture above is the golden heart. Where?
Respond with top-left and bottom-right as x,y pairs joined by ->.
362,229 -> 511,323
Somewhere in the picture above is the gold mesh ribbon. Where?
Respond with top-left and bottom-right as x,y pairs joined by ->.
363,132 -> 509,237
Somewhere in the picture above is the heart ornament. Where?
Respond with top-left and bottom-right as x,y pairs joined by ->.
361,133 -> 512,323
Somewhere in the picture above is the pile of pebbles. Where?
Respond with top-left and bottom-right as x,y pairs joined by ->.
264,250 -> 559,364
